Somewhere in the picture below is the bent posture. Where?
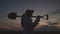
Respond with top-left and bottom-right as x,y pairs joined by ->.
21,9 -> 41,34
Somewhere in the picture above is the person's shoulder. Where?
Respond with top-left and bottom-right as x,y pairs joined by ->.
22,14 -> 27,17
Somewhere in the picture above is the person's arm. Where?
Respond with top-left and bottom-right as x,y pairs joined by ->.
34,15 -> 42,27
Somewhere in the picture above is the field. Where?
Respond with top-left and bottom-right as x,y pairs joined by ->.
0,30 -> 60,34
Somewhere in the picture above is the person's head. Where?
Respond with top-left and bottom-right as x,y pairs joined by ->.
25,9 -> 34,17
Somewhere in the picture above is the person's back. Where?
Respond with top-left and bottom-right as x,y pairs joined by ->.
21,14 -> 34,30
21,14 -> 34,34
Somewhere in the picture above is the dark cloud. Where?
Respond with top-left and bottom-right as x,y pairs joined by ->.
50,9 -> 60,15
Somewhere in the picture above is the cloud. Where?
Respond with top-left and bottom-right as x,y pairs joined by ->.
50,9 -> 60,15
0,23 -> 22,31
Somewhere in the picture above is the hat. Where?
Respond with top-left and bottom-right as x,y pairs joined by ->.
25,9 -> 34,14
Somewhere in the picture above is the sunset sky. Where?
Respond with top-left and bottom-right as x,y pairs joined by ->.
0,0 -> 60,31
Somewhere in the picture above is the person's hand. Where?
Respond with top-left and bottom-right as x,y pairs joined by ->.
37,15 -> 40,18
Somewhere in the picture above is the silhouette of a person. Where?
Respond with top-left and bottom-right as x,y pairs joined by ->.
21,9 -> 41,34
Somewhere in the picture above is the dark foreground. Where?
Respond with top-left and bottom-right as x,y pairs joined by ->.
0,31 -> 60,34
